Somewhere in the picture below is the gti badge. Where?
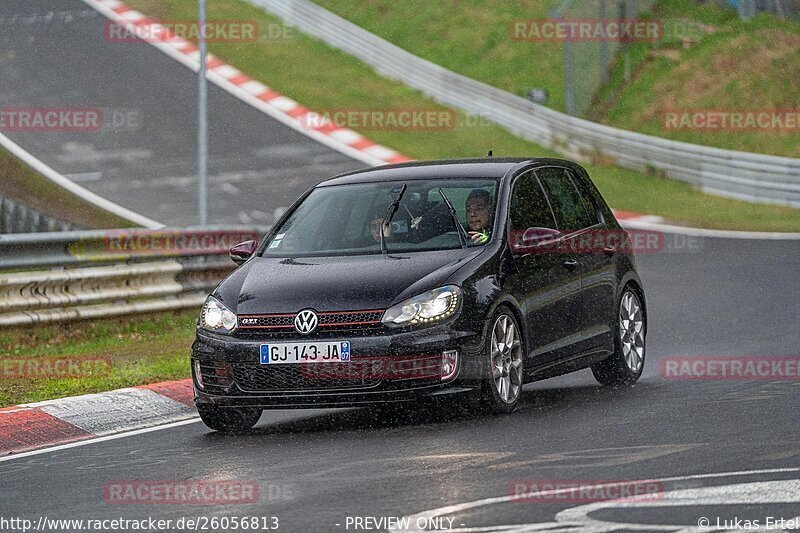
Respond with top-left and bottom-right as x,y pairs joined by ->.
294,309 -> 318,334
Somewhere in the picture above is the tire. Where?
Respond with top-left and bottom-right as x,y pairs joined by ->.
481,308 -> 525,414
197,405 -> 262,433
592,287 -> 646,386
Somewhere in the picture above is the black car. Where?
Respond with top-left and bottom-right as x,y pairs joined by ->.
192,158 -> 647,432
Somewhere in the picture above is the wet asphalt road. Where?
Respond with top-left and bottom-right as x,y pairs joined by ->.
1,237 -> 799,531
1,0 -> 799,530
0,0 -> 361,227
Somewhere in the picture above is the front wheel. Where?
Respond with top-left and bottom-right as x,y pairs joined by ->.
592,288 -> 646,385
481,309 -> 525,414
197,405 -> 262,433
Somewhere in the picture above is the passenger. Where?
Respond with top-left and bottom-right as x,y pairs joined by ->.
465,189 -> 493,245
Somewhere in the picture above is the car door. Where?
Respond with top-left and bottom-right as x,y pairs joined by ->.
537,167 -> 615,353
567,167 -> 617,350
506,170 -> 584,367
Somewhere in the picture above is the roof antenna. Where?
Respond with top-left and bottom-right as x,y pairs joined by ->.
486,150 -> 493,157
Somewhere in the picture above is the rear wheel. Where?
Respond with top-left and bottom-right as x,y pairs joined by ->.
197,405 -> 262,433
592,288 -> 645,385
481,309 -> 524,414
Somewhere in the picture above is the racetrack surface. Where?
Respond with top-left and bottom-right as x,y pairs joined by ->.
0,0 -> 362,227
1,0 -> 799,529
2,237 -> 798,530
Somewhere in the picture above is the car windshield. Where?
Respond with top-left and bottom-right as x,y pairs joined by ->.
262,178 -> 499,257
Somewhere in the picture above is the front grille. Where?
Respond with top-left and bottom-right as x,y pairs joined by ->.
237,309 -> 386,336
231,354 -> 446,393
231,362 -> 380,392
234,324 -> 386,340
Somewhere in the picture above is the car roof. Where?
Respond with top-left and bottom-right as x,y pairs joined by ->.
318,157 -> 582,186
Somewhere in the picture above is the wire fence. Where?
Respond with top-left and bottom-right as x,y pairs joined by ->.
553,0 -> 657,116
703,0 -> 800,19
553,0 -> 798,116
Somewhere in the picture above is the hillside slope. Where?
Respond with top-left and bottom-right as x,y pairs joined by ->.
313,0 -> 800,158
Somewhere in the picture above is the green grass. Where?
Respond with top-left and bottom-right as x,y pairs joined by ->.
591,2 -> 800,157
312,0 -> 565,109
0,147 -> 133,229
0,310 -> 196,406
121,0 -> 800,231
312,0 -> 800,158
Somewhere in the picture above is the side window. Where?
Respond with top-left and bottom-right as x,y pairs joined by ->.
509,172 -> 557,233
536,167 -> 593,232
565,169 -> 600,227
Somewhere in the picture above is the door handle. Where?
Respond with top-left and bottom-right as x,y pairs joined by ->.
563,259 -> 578,270
603,245 -> 615,256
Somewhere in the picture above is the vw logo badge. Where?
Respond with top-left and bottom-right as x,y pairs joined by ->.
294,309 -> 318,334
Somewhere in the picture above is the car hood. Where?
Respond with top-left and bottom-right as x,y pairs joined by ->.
216,249 -> 485,314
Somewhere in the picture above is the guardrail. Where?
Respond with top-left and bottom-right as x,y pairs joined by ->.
0,227 -> 264,327
252,0 -> 800,207
1,195 -> 77,234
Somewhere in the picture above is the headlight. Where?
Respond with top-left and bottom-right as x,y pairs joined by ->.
200,296 -> 238,334
382,285 -> 461,328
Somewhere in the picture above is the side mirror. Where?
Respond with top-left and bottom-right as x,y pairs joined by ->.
229,240 -> 257,265
509,227 -> 561,254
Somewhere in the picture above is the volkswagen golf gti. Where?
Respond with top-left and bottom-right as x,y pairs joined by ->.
192,157 -> 647,432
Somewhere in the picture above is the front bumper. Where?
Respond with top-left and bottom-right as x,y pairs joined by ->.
191,322 -> 486,409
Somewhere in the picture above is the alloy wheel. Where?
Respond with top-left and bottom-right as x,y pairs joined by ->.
490,315 -> 523,404
619,292 -> 645,373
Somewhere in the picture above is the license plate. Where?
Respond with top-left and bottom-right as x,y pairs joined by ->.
260,341 -> 351,364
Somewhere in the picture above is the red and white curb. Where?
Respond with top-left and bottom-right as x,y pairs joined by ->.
81,0 -> 412,168
0,379 -> 195,456
612,210 -> 664,225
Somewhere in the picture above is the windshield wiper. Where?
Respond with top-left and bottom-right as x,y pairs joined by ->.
438,188 -> 468,249
381,183 -> 407,254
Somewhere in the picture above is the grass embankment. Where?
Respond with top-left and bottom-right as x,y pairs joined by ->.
590,1 -> 800,158
0,310 -> 196,407
0,146 -> 132,229
314,0 -> 800,158
122,0 -> 800,231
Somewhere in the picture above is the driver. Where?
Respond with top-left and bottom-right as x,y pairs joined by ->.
465,189 -> 493,245
369,207 -> 392,243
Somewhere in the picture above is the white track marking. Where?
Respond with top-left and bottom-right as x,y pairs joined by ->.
0,132 -> 162,228
0,418 -> 201,463
620,218 -> 800,239
553,479 -> 800,532
394,468 -> 800,533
